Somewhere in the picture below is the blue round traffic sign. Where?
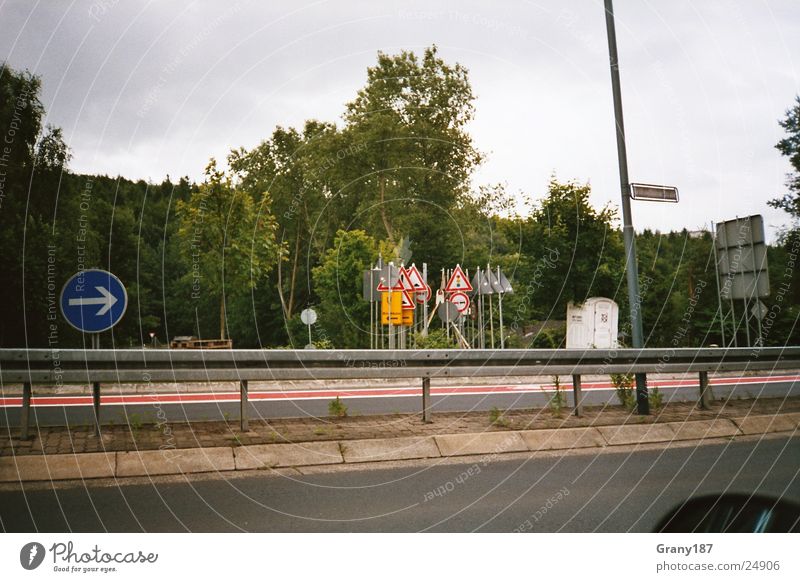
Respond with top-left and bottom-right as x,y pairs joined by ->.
60,269 -> 128,333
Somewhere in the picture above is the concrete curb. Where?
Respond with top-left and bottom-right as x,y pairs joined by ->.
2,415 -> 798,483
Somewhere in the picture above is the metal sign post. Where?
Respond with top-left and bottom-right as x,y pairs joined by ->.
422,263 -> 429,337
301,308 -> 317,348
604,0 -> 648,414
59,269 -> 128,436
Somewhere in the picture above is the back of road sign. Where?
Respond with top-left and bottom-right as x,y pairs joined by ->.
60,269 -> 128,333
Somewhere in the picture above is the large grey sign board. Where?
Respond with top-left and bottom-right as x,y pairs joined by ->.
715,214 -> 769,299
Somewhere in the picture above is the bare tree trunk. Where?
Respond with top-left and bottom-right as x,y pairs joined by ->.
379,174 -> 394,241
287,229 -> 301,318
276,231 -> 290,320
219,295 -> 226,340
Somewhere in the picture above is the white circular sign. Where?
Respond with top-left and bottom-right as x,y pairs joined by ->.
301,308 -> 317,325
416,284 -> 431,304
449,292 -> 470,313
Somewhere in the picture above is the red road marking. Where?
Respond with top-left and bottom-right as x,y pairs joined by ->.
0,374 -> 797,408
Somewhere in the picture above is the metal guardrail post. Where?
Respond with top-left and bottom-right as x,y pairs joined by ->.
240,380 -> 249,432
422,377 -> 431,423
699,371 -> 712,410
572,375 -> 583,417
92,382 -> 101,436
20,382 -> 32,440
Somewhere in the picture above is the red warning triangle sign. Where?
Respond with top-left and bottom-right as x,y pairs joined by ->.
445,264 -> 473,292
399,267 -> 415,291
376,274 -> 405,292
407,264 -> 425,290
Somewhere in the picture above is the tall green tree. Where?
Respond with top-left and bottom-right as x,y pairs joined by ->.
312,229 -> 382,348
503,179 -> 624,334
770,96 -> 800,222
229,121 -> 340,327
342,46 -> 482,269
177,159 -> 282,341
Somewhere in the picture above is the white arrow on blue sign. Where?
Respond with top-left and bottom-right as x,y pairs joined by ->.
60,269 -> 128,333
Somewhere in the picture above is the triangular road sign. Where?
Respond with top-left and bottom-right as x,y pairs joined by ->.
407,264 -> 426,290
401,290 -> 415,310
445,264 -> 473,293
498,270 -> 513,294
399,267 -> 415,291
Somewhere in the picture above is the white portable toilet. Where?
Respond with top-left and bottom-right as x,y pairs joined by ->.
566,297 -> 619,349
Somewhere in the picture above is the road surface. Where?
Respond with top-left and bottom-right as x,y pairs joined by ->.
2,436 -> 798,532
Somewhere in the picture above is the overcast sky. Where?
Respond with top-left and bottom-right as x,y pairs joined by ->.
2,0 -> 799,239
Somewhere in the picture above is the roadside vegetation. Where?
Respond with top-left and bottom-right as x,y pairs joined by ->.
2,58 -> 799,350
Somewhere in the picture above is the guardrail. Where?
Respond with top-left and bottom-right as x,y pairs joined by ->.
3,346 -> 799,438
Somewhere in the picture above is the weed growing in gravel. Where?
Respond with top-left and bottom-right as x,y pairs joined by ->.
548,376 -> 565,417
328,396 -> 348,418
489,407 -> 510,428
611,373 -> 636,411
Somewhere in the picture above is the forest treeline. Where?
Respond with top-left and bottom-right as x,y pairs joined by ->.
1,48 -> 799,349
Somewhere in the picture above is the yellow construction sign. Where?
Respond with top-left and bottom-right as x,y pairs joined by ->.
381,291 -> 403,325
381,290 -> 415,326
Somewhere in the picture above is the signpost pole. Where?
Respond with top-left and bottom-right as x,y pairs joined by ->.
91,333 -> 101,436
604,0 -> 648,414
572,374 -> 583,417
497,266 -> 505,349
747,226 -> 763,345
369,290 -> 374,350
60,269 -> 128,435
422,263 -> 429,337
698,371 -> 712,410
477,267 -> 485,349
711,222 -> 727,347
20,382 -> 32,440
422,376 -> 431,423
240,380 -> 249,431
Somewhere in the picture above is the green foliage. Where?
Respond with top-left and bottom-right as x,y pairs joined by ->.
530,326 -> 566,349
548,376 -> 565,417
328,396 -> 348,418
128,414 -> 143,432
177,159 -> 282,340
769,96 -> 800,220
649,387 -> 664,411
342,45 -> 482,268
3,60 -> 800,352
611,373 -> 636,411
502,179 -> 624,327
312,229 -> 381,348
413,328 -> 458,349
489,407 -> 510,428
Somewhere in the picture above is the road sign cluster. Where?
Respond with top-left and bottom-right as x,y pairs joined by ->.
363,258 -> 514,350
373,263 -> 430,327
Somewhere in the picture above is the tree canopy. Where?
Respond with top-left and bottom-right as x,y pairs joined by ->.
2,56 -> 798,349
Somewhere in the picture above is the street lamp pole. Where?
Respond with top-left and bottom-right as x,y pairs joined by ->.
603,0 -> 649,414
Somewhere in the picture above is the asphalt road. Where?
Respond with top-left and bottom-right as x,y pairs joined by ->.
2,436 -> 798,532
1,376 -> 797,427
